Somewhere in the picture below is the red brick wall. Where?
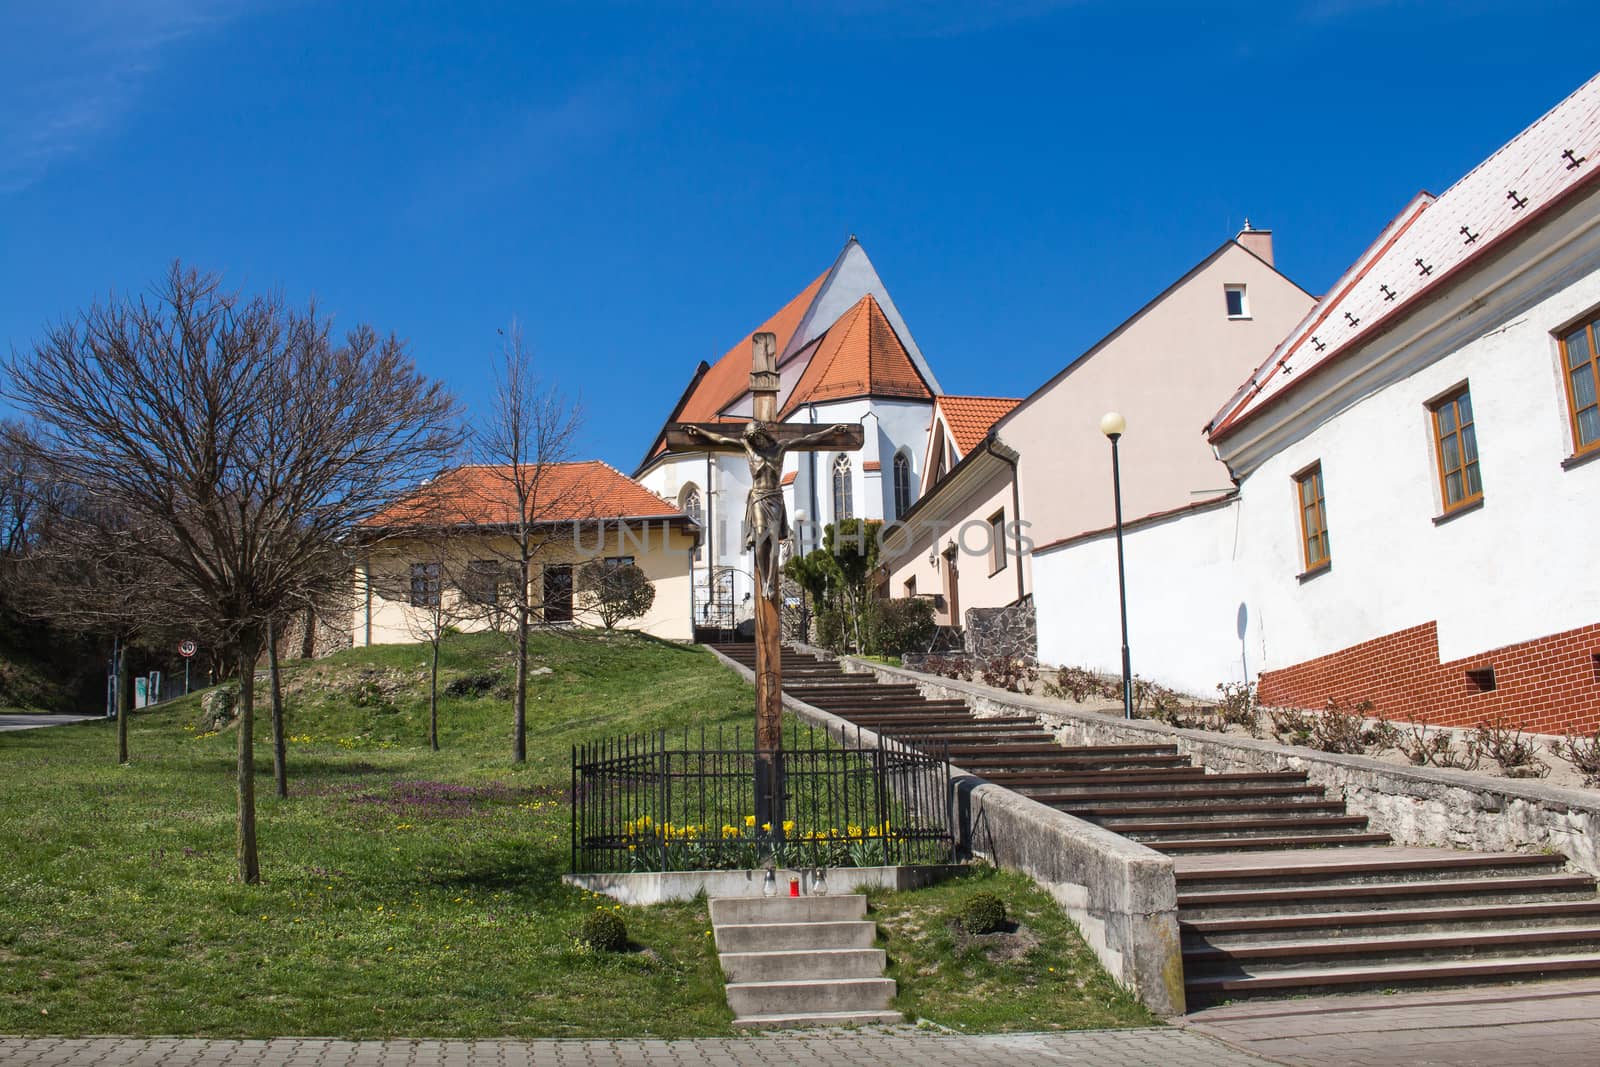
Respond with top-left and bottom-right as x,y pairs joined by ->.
1258,620 -> 1600,734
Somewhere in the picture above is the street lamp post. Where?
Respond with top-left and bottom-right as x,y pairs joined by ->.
1100,412 -> 1133,720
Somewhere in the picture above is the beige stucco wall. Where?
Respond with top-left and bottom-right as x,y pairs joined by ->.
1004,242 -> 1315,546
349,523 -> 697,645
883,455 -> 1030,624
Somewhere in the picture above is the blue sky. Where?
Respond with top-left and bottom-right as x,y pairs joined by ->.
3,1 -> 1597,471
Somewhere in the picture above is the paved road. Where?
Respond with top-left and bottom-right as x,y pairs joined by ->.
0,713 -> 98,732
0,1030 -> 1281,1066
1183,977 -> 1600,1066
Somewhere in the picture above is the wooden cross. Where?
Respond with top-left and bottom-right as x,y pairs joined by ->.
665,332 -> 863,832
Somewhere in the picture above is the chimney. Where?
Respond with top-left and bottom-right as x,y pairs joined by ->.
1236,218 -> 1274,266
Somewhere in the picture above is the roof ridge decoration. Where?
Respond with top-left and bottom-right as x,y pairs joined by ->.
1210,72 -> 1600,439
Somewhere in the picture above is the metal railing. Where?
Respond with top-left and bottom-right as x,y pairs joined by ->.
570,722 -> 953,873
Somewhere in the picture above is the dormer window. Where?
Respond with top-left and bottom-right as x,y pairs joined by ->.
1225,285 -> 1250,320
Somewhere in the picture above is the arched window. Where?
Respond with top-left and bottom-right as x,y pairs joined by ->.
680,485 -> 704,558
892,452 -> 913,518
832,455 -> 853,521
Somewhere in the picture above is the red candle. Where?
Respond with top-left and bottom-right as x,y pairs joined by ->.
789,877 -> 800,897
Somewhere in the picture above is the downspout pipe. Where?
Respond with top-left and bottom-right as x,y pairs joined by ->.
985,435 -> 1027,604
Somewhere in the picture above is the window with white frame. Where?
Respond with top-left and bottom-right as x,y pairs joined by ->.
1224,284 -> 1249,319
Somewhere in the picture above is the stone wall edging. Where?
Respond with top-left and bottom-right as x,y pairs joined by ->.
705,644 -> 1186,1016
820,648 -> 1600,879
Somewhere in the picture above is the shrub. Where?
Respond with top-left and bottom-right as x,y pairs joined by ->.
1268,706 -> 1315,747
922,654 -> 973,682
578,909 -> 628,952
577,561 -> 656,630
1397,719 -> 1481,770
1557,726 -> 1600,786
1043,666 -> 1110,703
1471,717 -> 1549,778
868,597 -> 937,657
1215,681 -> 1262,737
979,656 -> 1037,693
444,672 -> 497,698
956,891 -> 1007,934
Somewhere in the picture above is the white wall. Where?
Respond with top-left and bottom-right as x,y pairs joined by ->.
1233,249 -> 1600,668
1033,500 -> 1253,697
1036,203 -> 1600,697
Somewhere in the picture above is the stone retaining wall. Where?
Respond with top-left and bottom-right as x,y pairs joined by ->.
709,644 -> 1187,1016
833,652 -> 1600,879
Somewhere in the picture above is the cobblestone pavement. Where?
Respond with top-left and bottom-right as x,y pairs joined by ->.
0,1029 -> 1282,1067
1182,978 -> 1600,1066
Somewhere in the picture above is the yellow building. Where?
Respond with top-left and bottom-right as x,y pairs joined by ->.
349,461 -> 700,644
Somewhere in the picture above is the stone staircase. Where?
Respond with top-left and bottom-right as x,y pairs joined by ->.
710,643 -> 1600,1007
709,894 -> 900,1029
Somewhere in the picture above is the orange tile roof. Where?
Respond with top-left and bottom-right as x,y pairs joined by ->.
863,460 -> 881,472
364,461 -> 683,529
677,270 -> 829,426
935,396 -> 1022,456
780,471 -> 797,486
781,294 -> 933,415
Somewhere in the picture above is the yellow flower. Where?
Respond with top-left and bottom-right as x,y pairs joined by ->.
782,820 -> 795,834
744,815 -> 756,828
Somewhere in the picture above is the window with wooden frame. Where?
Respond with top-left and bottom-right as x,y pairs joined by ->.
1560,316 -> 1600,456
1294,463 -> 1330,572
832,455 -> 853,520
1430,385 -> 1482,512
409,562 -> 442,608
988,509 -> 1007,575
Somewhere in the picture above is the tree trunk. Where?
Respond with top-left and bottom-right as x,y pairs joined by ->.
513,554 -> 529,764
268,616 -> 287,799
236,628 -> 261,884
429,637 -> 440,752
116,638 -> 130,765
300,605 -> 317,660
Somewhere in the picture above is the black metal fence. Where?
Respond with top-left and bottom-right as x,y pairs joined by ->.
570,722 -> 953,873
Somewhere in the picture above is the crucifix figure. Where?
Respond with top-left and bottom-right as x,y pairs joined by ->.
666,331 -> 864,835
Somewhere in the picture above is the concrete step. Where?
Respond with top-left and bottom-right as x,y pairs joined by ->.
714,919 -> 877,952
1183,926 -> 1600,975
1066,800 -> 1348,819
1175,852 -> 1570,891
1153,832 -> 1393,852
732,1009 -> 904,1030
709,895 -> 868,925
1110,815 -> 1371,838
725,976 -> 896,1017
1177,874 -> 1600,919
1036,785 -> 1328,807
958,754 -> 1193,771
1182,899 -> 1600,944
719,947 -> 887,982
1183,953 -> 1600,1005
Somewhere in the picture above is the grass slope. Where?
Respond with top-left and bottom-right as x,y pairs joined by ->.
0,630 -> 1154,1037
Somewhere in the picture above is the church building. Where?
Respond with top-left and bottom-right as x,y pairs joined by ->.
634,237 -> 942,631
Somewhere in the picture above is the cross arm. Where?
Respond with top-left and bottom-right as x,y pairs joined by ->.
663,422 -> 864,453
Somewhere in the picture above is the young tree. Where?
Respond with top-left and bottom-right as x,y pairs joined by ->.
468,324 -> 581,764
577,559 -> 656,630
6,264 -> 460,882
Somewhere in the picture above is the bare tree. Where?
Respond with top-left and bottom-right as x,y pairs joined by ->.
470,325 -> 581,764
5,264 -> 460,882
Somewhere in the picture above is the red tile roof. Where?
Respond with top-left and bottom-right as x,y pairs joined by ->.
675,270 -> 829,426
780,471 -> 798,486
935,396 -> 1022,456
1211,72 -> 1600,439
364,461 -> 683,529
781,294 -> 933,415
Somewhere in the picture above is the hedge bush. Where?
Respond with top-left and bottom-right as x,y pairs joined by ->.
578,909 -> 628,951
955,891 -> 1007,934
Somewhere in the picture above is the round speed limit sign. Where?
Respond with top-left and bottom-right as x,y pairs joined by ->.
178,639 -> 198,658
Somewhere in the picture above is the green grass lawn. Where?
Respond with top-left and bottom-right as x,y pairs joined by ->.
0,630 -> 1154,1038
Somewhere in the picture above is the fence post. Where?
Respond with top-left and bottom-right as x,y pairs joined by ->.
570,742 -> 578,873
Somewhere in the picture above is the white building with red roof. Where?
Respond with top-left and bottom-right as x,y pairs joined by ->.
634,236 -> 942,630
1059,74 -> 1600,728
885,229 -> 1312,644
